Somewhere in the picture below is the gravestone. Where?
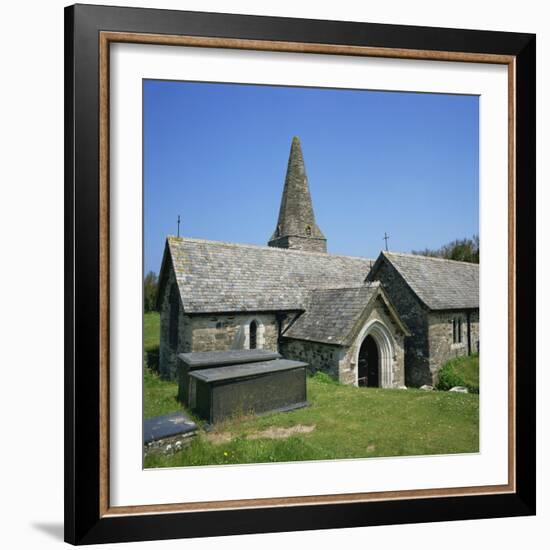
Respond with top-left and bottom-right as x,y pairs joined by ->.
143,410 -> 197,444
177,349 -> 280,406
189,358 -> 308,424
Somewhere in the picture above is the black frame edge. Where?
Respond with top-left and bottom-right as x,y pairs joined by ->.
64,4 -> 75,545
514,35 -> 537,516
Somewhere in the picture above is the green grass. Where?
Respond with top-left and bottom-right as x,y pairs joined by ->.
143,311 -> 180,418
436,353 -> 479,393
143,367 -> 180,418
143,310 -> 479,468
144,311 -> 160,373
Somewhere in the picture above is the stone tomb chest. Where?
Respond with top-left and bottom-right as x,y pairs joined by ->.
180,352 -> 308,424
177,350 -> 281,406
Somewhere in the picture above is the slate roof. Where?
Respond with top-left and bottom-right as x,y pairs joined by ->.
370,251 -> 479,310
162,236 -> 373,314
283,285 -> 380,345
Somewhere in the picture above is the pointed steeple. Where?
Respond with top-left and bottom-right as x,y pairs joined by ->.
268,137 -> 327,253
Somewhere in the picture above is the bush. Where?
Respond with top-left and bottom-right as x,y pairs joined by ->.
436,354 -> 479,394
437,366 -> 467,391
311,371 -> 339,385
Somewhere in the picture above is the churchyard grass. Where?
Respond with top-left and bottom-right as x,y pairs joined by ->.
144,372 -> 479,467
143,313 -> 479,467
143,367 -> 180,419
143,311 -> 179,418
144,310 -> 160,372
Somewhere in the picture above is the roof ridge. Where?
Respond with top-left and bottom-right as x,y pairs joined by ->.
167,235 -> 373,262
309,283 -> 380,292
383,250 -> 479,267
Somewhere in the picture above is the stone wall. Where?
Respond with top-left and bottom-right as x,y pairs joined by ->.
280,338 -> 342,380
158,268 -> 192,380
189,313 -> 279,352
370,259 -> 431,386
268,235 -> 327,253
469,310 -> 480,353
428,309 -> 479,384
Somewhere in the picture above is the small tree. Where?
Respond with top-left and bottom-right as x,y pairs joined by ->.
144,271 -> 158,312
412,234 -> 479,264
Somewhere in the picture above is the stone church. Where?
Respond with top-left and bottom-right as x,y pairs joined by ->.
157,137 -> 479,388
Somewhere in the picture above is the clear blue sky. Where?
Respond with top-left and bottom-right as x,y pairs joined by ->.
144,80 -> 479,275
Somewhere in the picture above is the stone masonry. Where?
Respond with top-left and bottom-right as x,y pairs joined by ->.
428,310 -> 479,383
280,339 -> 342,380
159,266 -> 191,380
268,136 -> 327,253
368,257 -> 431,386
189,313 -> 278,353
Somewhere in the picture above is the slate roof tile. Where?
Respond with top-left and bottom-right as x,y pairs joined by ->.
283,285 -> 380,345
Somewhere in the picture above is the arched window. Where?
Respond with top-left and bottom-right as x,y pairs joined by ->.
305,225 -> 312,236
249,320 -> 257,350
169,284 -> 179,348
452,317 -> 463,344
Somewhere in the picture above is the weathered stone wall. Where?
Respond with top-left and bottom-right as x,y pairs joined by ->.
158,268 -> 192,380
469,310 -> 480,353
428,309 -> 480,384
268,235 -> 327,253
370,260 -> 431,386
338,296 -> 405,387
280,338 -> 342,379
189,313 -> 279,353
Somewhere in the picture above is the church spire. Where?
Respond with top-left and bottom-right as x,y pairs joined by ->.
268,136 -> 327,253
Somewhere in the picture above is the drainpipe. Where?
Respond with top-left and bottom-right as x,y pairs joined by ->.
466,311 -> 472,356
275,312 -> 286,351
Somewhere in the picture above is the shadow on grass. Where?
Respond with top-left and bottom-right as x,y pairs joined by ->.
145,345 -> 159,373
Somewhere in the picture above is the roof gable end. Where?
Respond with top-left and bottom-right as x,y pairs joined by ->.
369,251 -> 479,311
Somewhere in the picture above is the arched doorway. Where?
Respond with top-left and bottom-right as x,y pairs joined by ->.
354,320 -> 395,388
357,335 -> 380,387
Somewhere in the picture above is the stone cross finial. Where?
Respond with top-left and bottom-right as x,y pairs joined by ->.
383,232 -> 390,251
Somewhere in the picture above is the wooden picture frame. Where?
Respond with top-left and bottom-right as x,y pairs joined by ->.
65,3 -> 536,545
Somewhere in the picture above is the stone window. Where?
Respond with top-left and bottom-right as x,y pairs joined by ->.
249,320 -> 257,350
305,225 -> 312,236
452,317 -> 463,344
169,284 -> 179,348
